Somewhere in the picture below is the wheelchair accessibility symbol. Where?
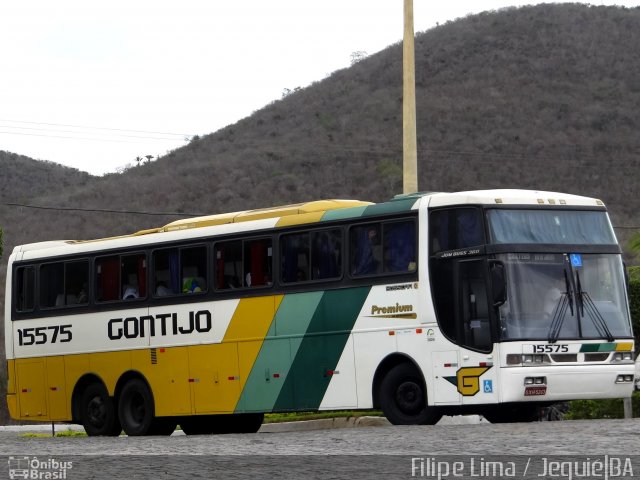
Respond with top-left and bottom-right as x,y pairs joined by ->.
483,380 -> 493,393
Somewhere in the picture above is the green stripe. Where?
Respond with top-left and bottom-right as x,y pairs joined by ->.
321,205 -> 368,222
321,198 -> 417,223
361,198 -> 417,217
236,292 -> 323,412
580,343 -> 617,352
273,286 -> 370,411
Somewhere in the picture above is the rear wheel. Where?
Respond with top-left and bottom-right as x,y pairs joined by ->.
118,378 -> 173,436
148,417 -> 177,435
80,383 -> 121,436
379,363 -> 441,425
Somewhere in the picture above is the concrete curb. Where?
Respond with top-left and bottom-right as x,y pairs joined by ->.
0,415 -> 484,435
259,416 -> 391,433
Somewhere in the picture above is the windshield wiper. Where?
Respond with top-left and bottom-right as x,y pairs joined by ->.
548,269 -> 573,343
576,271 -> 615,342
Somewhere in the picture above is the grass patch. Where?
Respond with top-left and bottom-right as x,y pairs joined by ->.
264,410 -> 382,423
20,429 -> 87,438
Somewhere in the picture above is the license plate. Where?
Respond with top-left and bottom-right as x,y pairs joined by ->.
524,386 -> 547,396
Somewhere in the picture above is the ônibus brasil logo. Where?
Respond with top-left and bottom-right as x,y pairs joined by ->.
8,456 -> 73,479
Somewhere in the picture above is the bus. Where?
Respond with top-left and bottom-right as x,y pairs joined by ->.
4,190 -> 635,435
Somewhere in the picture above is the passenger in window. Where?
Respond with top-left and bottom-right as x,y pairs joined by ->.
155,281 -> 171,296
182,277 -> 202,293
385,223 -> 416,272
123,286 -> 139,300
76,284 -> 88,304
353,226 -> 381,275
313,231 -> 339,279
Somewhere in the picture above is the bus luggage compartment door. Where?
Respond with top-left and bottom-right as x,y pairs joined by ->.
16,359 -> 48,418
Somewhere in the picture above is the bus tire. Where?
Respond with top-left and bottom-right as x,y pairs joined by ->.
234,413 -> 264,433
118,378 -> 155,436
380,363 -> 441,425
80,383 -> 121,436
148,417 -> 177,436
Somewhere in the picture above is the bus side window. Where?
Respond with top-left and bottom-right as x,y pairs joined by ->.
40,261 -> 88,308
350,224 -> 382,276
244,239 -> 272,287
121,254 -> 146,300
215,241 -> 242,290
181,246 -> 207,294
311,229 -> 341,280
430,208 -> 483,254
96,256 -> 120,302
281,233 -> 309,283
66,260 -> 89,305
153,249 -> 179,296
383,221 -> 416,273
40,263 -> 64,308
97,254 -> 146,301
15,266 -> 35,312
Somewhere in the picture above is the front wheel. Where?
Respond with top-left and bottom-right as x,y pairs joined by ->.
80,383 -> 121,436
379,363 -> 441,425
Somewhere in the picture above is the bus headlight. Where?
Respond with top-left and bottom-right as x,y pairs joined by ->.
524,376 -> 547,385
615,374 -> 634,383
612,352 -> 634,362
506,354 -> 547,365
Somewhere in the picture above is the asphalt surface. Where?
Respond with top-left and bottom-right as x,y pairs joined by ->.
0,418 -> 638,479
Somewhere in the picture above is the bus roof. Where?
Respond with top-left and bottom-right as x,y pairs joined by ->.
12,199 -> 374,255
427,189 -> 604,208
10,190 -> 605,257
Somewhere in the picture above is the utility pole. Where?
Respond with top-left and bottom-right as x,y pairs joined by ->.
403,0 -> 418,194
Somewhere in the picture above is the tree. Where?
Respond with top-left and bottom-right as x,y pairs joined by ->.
350,50 -> 368,65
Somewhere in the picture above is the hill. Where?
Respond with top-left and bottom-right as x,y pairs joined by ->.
0,3 -> 639,395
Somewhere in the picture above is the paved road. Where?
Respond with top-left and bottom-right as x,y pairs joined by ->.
1,419 -> 639,479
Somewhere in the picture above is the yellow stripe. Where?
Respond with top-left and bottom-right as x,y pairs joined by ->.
615,342 -> 634,351
276,211 -> 325,227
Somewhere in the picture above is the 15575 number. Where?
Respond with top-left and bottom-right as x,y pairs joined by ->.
532,344 -> 569,353
17,325 -> 72,346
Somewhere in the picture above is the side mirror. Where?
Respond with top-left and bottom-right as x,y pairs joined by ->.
489,260 -> 507,307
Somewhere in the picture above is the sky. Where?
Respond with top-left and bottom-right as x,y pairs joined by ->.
1,1 -> 639,176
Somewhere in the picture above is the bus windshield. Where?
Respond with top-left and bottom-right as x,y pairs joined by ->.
486,209 -> 616,245
497,253 -> 632,341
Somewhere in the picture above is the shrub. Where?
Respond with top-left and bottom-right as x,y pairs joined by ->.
566,392 -> 640,420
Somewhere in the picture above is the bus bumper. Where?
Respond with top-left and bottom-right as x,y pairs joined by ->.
499,364 -> 636,403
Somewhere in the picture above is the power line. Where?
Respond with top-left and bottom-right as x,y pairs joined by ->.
4,202 -> 207,218
0,130 -> 189,144
3,202 -> 638,230
0,118 -> 195,137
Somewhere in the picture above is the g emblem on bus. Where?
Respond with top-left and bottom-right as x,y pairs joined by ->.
444,366 -> 492,396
